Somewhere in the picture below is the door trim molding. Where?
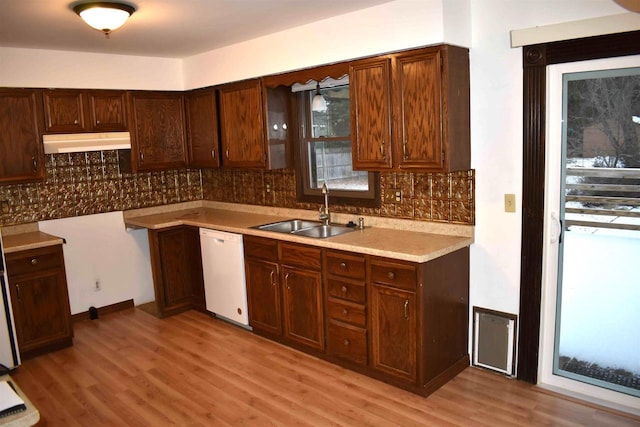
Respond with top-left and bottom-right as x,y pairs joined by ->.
517,30 -> 640,383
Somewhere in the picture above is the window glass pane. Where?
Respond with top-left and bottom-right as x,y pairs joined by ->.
310,86 -> 350,138
307,140 -> 369,191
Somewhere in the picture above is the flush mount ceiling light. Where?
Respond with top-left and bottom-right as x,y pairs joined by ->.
311,82 -> 328,112
73,2 -> 136,38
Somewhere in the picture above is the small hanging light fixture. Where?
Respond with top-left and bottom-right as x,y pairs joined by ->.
73,2 -> 136,38
311,82 -> 328,112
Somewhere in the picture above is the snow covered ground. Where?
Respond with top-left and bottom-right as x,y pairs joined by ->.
558,228 -> 640,374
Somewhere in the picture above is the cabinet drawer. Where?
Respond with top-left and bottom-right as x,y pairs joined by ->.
327,277 -> 365,304
280,243 -> 321,270
325,251 -> 365,280
370,258 -> 417,291
6,245 -> 63,278
244,236 -> 278,262
327,320 -> 367,365
327,298 -> 365,327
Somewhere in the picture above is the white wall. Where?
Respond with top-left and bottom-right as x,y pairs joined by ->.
0,47 -> 183,90
38,212 -> 154,315
182,0 -> 450,89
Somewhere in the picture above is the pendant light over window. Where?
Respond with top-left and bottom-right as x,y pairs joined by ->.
73,2 -> 136,38
311,82 -> 328,112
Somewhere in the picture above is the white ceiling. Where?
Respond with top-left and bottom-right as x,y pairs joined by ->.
0,0 -> 393,59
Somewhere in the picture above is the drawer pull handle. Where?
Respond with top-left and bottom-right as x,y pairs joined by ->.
343,339 -> 350,347
340,285 -> 347,294
339,262 -> 347,269
270,270 -> 275,286
387,271 -> 395,280
342,308 -> 348,316
404,300 -> 409,320
285,273 -> 290,290
30,258 -> 38,265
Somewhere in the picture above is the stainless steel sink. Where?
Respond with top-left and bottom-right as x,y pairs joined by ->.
255,219 -> 322,234
254,219 -> 355,239
292,224 -> 355,239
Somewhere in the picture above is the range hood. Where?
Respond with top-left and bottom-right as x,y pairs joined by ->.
43,132 -> 131,154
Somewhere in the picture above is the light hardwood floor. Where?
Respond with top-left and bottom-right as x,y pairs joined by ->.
11,308 -> 640,426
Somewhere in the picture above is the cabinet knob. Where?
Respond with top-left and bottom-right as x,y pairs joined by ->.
379,140 -> 386,160
73,119 -> 79,124
225,149 -> 229,159
211,149 -> 216,159
404,300 -> 409,320
339,262 -> 347,269
387,271 -> 395,280
403,139 -> 408,159
30,258 -> 38,265
342,308 -> 348,317
31,156 -> 37,172
139,151 -> 145,162
96,120 -> 101,124
343,339 -> 350,346
270,270 -> 276,286
285,273 -> 290,290
340,285 -> 348,294
15,284 -> 21,302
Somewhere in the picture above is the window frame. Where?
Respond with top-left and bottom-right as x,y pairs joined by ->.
294,89 -> 380,208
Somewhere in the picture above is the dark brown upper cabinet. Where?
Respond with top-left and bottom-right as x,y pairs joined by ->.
0,88 -> 45,184
350,44 -> 470,172
43,89 -> 127,133
218,79 -> 266,168
350,57 -> 393,169
128,91 -> 188,172
218,79 -> 292,169
185,87 -> 220,168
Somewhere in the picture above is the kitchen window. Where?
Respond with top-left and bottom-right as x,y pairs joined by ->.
294,79 -> 379,207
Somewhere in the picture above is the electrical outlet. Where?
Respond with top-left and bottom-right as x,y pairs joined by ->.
94,279 -> 101,292
384,188 -> 402,204
0,200 -> 9,214
504,194 -> 516,213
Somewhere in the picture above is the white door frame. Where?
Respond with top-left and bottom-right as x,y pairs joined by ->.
538,55 -> 640,414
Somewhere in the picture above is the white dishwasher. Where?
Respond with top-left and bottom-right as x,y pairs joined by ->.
199,228 -> 249,328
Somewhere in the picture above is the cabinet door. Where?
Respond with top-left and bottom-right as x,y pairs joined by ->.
370,284 -> 417,381
393,50 -> 444,170
183,227 -> 206,311
218,79 -> 266,168
129,92 -> 188,171
9,270 -> 72,355
281,266 -> 324,351
350,57 -> 393,170
245,259 -> 281,335
185,88 -> 220,168
151,228 -> 198,316
0,89 -> 45,183
88,90 -> 128,131
43,89 -> 86,132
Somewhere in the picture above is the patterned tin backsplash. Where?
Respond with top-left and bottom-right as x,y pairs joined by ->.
202,168 -> 475,224
0,150 -> 474,226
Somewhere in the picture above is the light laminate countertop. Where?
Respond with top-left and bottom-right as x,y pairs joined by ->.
124,205 -> 473,263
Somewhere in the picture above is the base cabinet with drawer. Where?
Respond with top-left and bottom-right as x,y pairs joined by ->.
5,244 -> 73,359
245,236 -> 470,397
244,236 -> 324,352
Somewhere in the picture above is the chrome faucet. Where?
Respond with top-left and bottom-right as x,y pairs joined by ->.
319,182 -> 330,225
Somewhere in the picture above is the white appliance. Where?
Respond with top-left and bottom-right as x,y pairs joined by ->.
0,233 -> 20,372
199,228 -> 249,328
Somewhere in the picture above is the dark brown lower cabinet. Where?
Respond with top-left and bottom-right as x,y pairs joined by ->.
244,236 -> 324,352
6,244 -> 73,358
370,284 -> 417,381
245,236 -> 470,397
245,258 -> 281,335
148,226 -> 205,317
